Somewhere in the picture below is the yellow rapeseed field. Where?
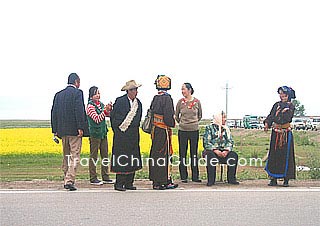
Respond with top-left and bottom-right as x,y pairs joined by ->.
0,128 -> 201,155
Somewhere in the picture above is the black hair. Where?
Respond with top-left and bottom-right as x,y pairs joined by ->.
88,86 -> 99,101
68,73 -> 80,84
277,86 -> 296,102
184,82 -> 194,95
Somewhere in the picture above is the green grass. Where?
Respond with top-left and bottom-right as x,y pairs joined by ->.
0,120 -> 51,129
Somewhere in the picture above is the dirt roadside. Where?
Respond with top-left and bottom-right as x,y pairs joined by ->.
1,179 -> 319,190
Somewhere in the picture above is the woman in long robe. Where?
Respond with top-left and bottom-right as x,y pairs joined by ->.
264,86 -> 296,187
149,75 -> 178,190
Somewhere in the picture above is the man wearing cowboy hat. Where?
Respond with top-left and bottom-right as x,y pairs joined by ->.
110,80 -> 143,191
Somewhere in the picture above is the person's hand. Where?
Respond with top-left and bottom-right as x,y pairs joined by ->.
105,102 -> 113,112
78,129 -> 83,137
53,134 -> 59,144
214,149 -> 223,158
264,123 -> 269,132
222,150 -> 229,158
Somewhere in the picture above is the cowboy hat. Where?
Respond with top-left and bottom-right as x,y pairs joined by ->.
121,80 -> 142,91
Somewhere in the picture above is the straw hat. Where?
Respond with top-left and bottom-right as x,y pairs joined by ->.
121,80 -> 142,91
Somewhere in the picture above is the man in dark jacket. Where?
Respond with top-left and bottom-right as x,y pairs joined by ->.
110,80 -> 143,191
51,73 -> 89,191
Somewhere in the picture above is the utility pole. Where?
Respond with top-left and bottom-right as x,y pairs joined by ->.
225,82 -> 228,116
224,82 -> 231,117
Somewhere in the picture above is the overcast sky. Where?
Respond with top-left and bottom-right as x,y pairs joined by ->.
0,0 -> 319,120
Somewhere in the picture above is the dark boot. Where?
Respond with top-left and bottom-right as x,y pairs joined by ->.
268,178 -> 277,186
64,183 -> 77,191
166,176 -> 178,189
228,180 -> 240,185
283,179 -> 289,187
153,184 -> 166,190
114,184 -> 126,191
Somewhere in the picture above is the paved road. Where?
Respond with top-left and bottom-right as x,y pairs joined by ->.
1,189 -> 319,226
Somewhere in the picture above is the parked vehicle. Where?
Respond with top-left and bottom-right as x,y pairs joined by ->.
303,118 -> 313,130
257,122 -> 264,129
243,115 -> 259,129
227,120 -> 235,128
291,118 -> 305,130
296,165 -> 311,172
311,118 -> 320,131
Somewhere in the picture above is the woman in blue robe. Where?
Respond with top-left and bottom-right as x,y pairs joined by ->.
264,86 -> 296,187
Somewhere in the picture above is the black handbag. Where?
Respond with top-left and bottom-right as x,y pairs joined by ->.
141,108 -> 154,134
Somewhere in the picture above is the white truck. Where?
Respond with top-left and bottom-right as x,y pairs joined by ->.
291,118 -> 305,130
311,118 -> 320,131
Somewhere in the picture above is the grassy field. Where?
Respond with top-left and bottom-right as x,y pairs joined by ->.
0,120 -> 51,128
0,120 -> 319,182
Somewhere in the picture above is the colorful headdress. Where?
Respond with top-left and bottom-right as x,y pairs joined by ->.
155,75 -> 171,90
277,86 -> 296,101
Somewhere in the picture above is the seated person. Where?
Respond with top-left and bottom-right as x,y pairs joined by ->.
202,112 -> 239,186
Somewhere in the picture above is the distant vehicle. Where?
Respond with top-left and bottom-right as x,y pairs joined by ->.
311,118 -> 320,131
296,165 -> 311,171
236,120 -> 244,128
291,118 -> 305,130
303,118 -> 312,130
243,115 -> 259,129
257,122 -> 264,129
227,120 -> 235,128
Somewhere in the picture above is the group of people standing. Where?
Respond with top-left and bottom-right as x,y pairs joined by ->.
51,73 -> 296,191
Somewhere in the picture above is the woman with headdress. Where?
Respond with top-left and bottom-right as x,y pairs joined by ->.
202,112 -> 239,186
175,83 -> 202,183
264,86 -> 296,187
149,75 -> 178,190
